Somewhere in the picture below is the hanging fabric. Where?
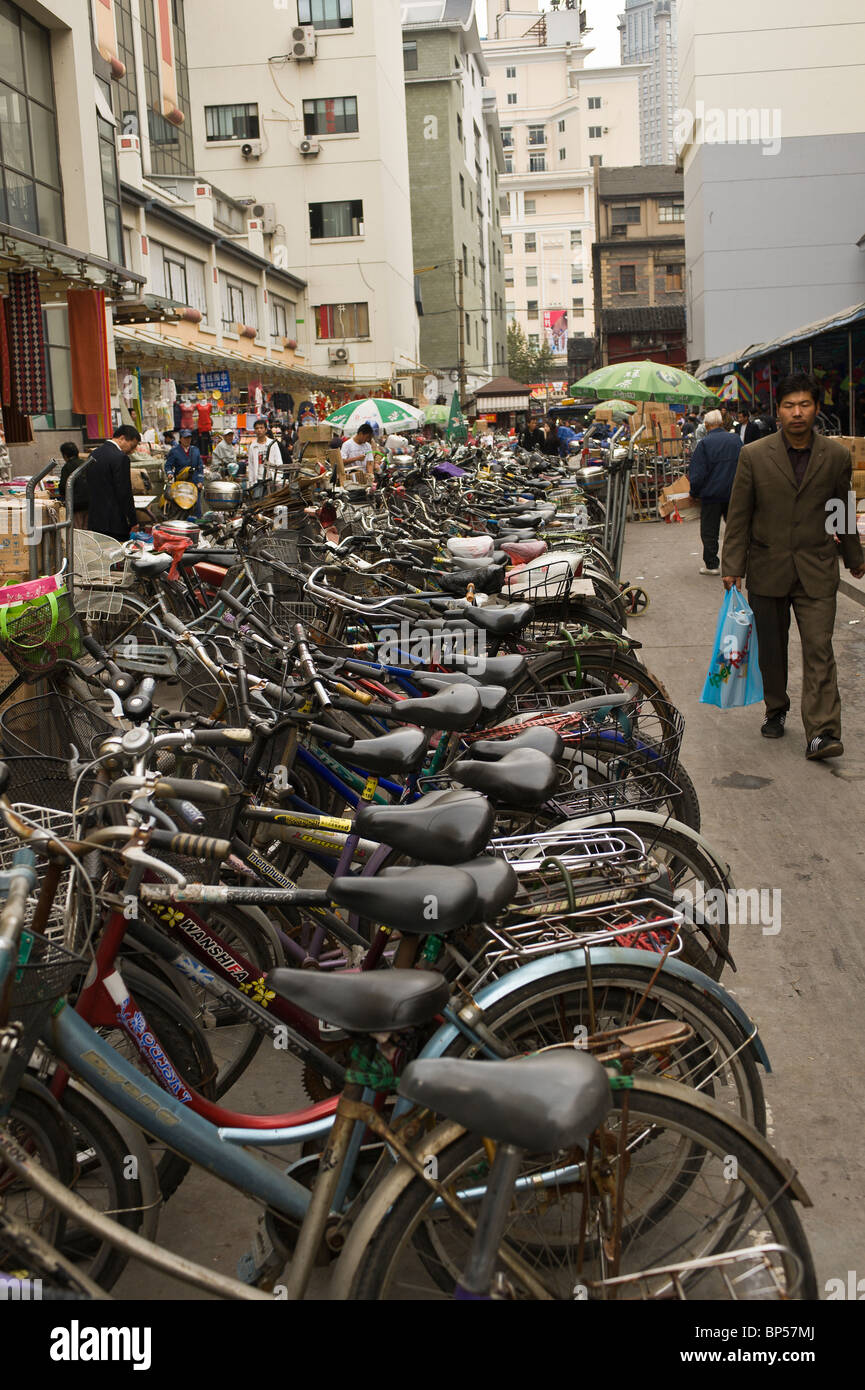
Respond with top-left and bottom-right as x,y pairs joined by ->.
0,297 -> 12,408
67,288 -> 112,438
7,270 -> 48,416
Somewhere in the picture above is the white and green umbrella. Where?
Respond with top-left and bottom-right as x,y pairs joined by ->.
573,361 -> 717,406
422,403 -> 451,426
324,398 -> 425,435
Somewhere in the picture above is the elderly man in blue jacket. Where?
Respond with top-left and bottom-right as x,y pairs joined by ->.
688,408 -> 742,574
165,428 -> 204,517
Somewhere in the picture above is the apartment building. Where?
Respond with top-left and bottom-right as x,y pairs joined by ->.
402,1 -> 507,398
678,0 -> 865,364
619,0 -> 678,166
185,0 -> 420,389
483,3 -> 642,364
592,165 -> 686,366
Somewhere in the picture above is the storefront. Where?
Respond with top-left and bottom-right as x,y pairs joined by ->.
468,376 -> 533,432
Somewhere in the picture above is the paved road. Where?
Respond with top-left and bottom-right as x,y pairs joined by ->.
117,518 -> 865,1298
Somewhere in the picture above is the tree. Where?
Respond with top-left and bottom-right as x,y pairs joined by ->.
507,320 -> 533,383
534,338 -> 557,380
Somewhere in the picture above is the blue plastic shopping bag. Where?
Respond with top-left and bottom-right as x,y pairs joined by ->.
700,588 -> 764,708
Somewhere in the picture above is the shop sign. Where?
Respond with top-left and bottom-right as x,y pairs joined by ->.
197,371 -> 231,391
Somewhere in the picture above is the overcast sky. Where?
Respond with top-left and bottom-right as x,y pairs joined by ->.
479,2 -> 622,67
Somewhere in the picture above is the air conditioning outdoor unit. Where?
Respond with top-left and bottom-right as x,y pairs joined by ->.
328,345 -> 351,365
252,202 -> 277,232
241,141 -> 262,160
291,25 -> 317,60
298,138 -> 321,158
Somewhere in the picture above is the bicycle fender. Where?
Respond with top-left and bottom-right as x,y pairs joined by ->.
420,947 -> 770,1071
552,811 -> 734,884
618,1076 -> 810,1205
329,1118 -> 466,1301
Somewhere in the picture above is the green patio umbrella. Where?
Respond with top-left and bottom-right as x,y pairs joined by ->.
587,398 -> 637,415
572,361 -> 717,407
324,397 -> 424,434
422,404 -> 451,426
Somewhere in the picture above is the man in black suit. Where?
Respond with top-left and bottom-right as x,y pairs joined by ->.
86,426 -> 141,541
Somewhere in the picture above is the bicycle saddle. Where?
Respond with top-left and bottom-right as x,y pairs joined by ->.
500,540 -> 548,565
450,748 -> 559,807
329,865 -> 479,935
265,966 -> 451,1035
356,788 -> 493,865
435,566 -> 506,596
410,674 -> 509,720
441,652 -> 527,688
459,602 -> 534,637
466,727 -> 566,762
394,683 -> 482,732
508,513 -> 547,529
131,551 -> 173,577
383,853 -> 517,922
344,727 -> 429,776
179,549 -> 238,569
398,1051 -> 611,1153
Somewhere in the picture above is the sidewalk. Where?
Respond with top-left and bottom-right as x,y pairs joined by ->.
623,516 -> 865,1293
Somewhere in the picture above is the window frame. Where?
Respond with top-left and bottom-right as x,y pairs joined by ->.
314,301 -> 370,340
308,198 -> 364,240
204,103 -> 260,142
402,41 -> 418,72
298,0 -> 353,31
588,125 -> 602,139
302,95 -> 358,136
619,264 -> 637,293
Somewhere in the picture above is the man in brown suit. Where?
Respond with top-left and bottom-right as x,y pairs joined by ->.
722,373 -> 865,760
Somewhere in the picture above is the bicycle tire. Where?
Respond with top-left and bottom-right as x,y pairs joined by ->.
347,1083 -> 811,1300
513,650 -> 678,732
0,1085 -> 75,1263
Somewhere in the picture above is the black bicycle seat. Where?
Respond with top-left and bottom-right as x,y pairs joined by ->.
329,865 -> 478,935
450,748 -> 559,806
382,854 -> 517,922
436,566 -> 506,596
131,551 -> 173,577
398,1051 -> 611,1152
345,727 -> 429,776
394,683 -> 482,732
178,549 -> 237,569
441,653 -> 527,688
265,967 -> 450,1034
459,603 -> 534,637
356,788 -> 493,865
467,727 -> 566,762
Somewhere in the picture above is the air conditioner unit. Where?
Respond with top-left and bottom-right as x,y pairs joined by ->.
241,141 -> 262,160
328,345 -> 350,365
291,25 -> 317,60
298,138 -> 321,158
252,202 -> 277,233
603,127 -> 610,134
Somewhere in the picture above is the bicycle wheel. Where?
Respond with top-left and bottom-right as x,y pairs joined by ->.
0,1085 -> 75,1263
441,961 -> 765,1131
347,1083 -> 813,1300
515,651 -> 677,733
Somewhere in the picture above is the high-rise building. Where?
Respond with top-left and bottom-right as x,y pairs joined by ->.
402,2 -> 508,399
483,3 -> 642,363
619,0 -> 678,166
184,0 -> 420,388
678,0 -> 865,364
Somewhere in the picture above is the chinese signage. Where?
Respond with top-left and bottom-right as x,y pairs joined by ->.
543,309 -> 569,354
529,382 -> 568,400
197,371 -> 231,391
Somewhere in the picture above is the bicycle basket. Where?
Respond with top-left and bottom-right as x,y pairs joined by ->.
0,695 -> 117,760
8,931 -> 86,1024
71,532 -> 134,589
1,756 -> 97,816
0,805 -> 78,946
0,585 -> 83,678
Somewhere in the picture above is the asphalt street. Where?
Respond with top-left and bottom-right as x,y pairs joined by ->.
116,516 -> 865,1299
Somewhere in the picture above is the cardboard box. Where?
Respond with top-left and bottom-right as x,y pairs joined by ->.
298,423 -> 333,444
837,437 -> 865,466
658,475 -> 700,521
852,470 -> 865,499
0,499 -> 58,576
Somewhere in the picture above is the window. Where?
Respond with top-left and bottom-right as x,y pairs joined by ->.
559,148 -> 567,161
303,96 -> 358,135
0,6 -> 63,241
507,93 -> 517,105
504,154 -> 513,174
528,125 -> 545,146
588,126 -> 602,139
205,103 -> 259,141
524,233 -> 536,252
141,0 -> 194,176
572,298 -> 584,314
529,154 -> 546,172
558,119 -> 566,133
151,241 -> 208,318
315,301 -> 369,339
501,127 -> 513,148
469,191 -> 473,217
588,96 -> 602,110
308,199 -> 364,238
665,263 -> 684,292
589,154 -> 603,167
528,333 -> 539,349
465,312 -> 471,340
506,66 -> 516,79
270,295 -> 296,341
527,301 -> 539,320
611,205 -> 641,225
97,109 -> 123,264
525,266 -> 538,287
459,174 -> 465,207
402,41 -> 418,71
506,301 -> 516,317
503,234 -> 513,253
571,267 -> 583,283
571,229 -> 582,247
220,273 -> 258,332
463,243 -> 469,274
457,113 -> 463,144
658,198 -> 685,222
524,199 -> 536,215
298,0 -> 353,29
619,264 -> 637,292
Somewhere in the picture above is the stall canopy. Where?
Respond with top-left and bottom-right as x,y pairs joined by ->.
0,221 -> 144,297
113,324 -> 328,387
697,301 -> 865,380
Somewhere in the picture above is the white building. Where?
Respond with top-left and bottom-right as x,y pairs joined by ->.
184,0 -> 420,389
483,3 -> 642,359
619,0 -> 678,166
678,0 -> 865,364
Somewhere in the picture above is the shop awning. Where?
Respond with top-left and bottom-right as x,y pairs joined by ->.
697,301 -> 865,379
113,323 -> 328,386
0,221 -> 144,295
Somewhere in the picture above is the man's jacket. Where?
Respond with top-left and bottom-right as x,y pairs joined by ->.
721,432 -> 864,597
165,442 -> 203,486
688,429 -> 742,503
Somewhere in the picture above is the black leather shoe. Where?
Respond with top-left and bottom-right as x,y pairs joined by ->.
761,713 -> 786,739
806,735 -> 843,760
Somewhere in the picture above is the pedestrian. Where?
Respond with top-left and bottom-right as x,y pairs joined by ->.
722,372 -> 865,759
86,425 -> 141,542
688,409 -> 742,575
211,427 -> 238,476
547,414 -> 578,459
340,422 -> 376,484
681,412 -> 699,438
245,418 -> 281,490
58,441 -> 90,529
520,417 -> 544,451
195,397 -> 213,460
165,428 -> 204,517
